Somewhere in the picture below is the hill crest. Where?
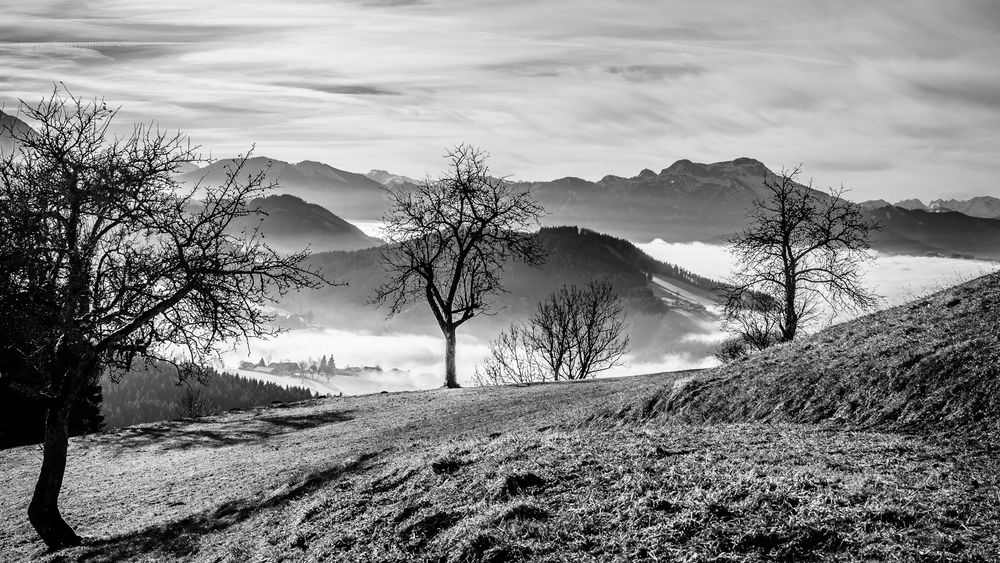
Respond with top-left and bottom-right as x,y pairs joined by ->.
607,269 -> 1000,432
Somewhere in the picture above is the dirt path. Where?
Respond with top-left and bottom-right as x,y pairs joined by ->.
0,371 -> 690,560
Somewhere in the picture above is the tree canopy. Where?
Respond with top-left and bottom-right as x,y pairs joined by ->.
0,89 -> 327,548
374,144 -> 544,387
722,166 -> 878,351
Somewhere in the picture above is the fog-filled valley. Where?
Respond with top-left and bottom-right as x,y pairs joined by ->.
156,155 -> 1000,396
223,231 -> 998,396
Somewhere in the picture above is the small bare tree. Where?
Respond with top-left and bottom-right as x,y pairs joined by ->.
374,144 -> 544,388
0,90 -> 328,549
472,321 -> 543,386
476,280 -> 630,384
723,166 -> 878,347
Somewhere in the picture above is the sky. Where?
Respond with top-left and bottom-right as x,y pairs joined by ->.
2,0 -> 998,201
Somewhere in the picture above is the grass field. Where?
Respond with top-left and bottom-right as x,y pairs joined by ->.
2,273 -> 999,561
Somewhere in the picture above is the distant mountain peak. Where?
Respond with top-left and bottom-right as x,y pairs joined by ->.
928,196 -> 1000,219
731,156 -> 764,167
366,169 -> 420,187
894,198 -> 928,211
664,158 -> 695,173
661,157 -> 769,177
860,199 -> 892,211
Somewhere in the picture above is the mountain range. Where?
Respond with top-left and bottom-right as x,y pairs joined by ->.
863,196 -> 1000,219
4,112 -> 998,260
510,158 -> 1000,259
177,157 -> 387,221
179,154 -> 1000,259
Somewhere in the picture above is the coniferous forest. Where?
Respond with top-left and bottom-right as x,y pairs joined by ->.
101,362 -> 316,430
0,362 -> 315,449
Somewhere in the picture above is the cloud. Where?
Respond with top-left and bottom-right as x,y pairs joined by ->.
275,82 -> 402,96
636,240 -> 1000,314
1,0 -> 999,201
606,64 -> 706,82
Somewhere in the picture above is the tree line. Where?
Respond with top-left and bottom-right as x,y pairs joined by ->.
1,362 -> 315,448
101,362 -> 315,429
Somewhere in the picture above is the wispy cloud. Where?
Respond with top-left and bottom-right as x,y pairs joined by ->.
2,0 -> 998,200
275,82 -> 402,96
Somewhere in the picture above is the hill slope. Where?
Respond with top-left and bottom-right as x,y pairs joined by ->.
0,110 -> 34,154
607,270 -> 1000,432
232,194 -> 379,253
4,277 -> 1000,560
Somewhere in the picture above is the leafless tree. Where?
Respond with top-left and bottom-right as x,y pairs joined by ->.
373,144 -> 544,388
723,166 -> 878,347
0,89 -> 328,549
476,280 -> 629,384
472,321 -> 544,385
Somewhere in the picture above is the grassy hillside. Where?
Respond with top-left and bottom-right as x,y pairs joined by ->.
605,271 -> 1000,433
2,275 -> 999,561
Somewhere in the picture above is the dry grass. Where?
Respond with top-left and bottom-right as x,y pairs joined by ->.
603,271 -> 1000,433
2,273 -> 999,561
17,425 -> 998,562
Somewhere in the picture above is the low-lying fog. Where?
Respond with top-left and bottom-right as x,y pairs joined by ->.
225,240 -> 998,395
637,240 -> 999,313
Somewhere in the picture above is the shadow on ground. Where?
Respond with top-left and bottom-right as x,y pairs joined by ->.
103,409 -> 355,453
66,451 -> 379,562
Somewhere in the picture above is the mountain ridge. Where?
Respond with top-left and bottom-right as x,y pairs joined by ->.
0,109 -> 34,154
281,226 -> 724,361
178,157 -> 386,220
232,194 -> 380,253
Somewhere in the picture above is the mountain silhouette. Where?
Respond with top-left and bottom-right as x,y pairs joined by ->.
232,194 -> 380,253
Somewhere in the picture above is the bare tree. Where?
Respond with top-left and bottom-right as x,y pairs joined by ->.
373,144 -> 544,388
723,166 -> 878,347
476,280 -> 630,384
0,90 -> 328,549
472,321 -> 544,386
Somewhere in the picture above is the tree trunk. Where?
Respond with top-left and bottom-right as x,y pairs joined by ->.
28,397 -> 82,550
782,288 -> 798,342
444,327 -> 460,388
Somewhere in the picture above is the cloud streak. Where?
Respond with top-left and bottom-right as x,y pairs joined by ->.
2,0 -> 999,200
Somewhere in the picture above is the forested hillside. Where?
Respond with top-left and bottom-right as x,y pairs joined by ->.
285,226 -> 720,333
101,363 -> 316,429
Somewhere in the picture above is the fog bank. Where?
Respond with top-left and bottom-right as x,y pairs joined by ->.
227,240 -> 997,396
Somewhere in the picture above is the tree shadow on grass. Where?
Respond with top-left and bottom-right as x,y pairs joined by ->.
70,451 -> 380,562
104,409 -> 355,453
